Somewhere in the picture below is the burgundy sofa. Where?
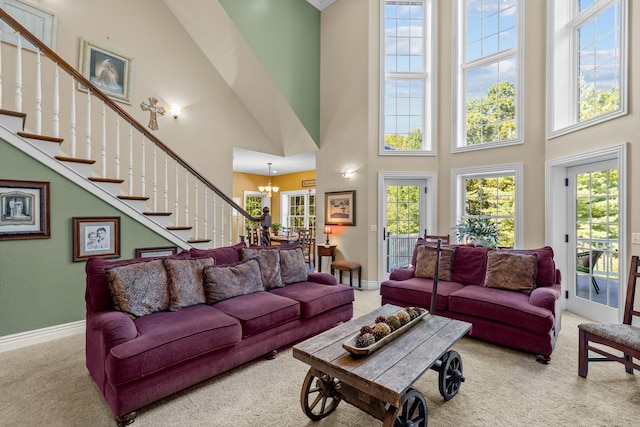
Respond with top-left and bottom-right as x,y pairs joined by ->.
380,239 -> 562,362
85,242 -> 354,425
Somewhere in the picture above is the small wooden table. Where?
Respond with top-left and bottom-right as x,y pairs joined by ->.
293,304 -> 471,426
316,244 -> 336,272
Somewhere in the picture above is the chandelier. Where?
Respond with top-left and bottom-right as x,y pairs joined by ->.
258,162 -> 279,197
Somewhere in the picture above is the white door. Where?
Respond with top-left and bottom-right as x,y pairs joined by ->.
567,160 -> 620,323
378,173 -> 436,282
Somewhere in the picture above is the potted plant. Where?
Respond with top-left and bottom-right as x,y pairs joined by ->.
271,222 -> 282,235
452,217 -> 500,247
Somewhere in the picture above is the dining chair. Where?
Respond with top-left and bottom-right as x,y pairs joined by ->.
298,229 -> 314,269
578,255 -> 640,377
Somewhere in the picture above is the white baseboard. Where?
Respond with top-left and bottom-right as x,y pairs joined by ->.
0,320 -> 85,353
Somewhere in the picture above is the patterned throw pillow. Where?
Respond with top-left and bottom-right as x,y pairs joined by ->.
279,246 -> 308,285
414,245 -> 456,281
163,257 -> 214,311
483,251 -> 538,294
203,258 -> 265,304
241,247 -> 284,290
106,259 -> 170,318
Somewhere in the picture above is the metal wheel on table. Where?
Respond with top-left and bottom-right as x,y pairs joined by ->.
300,368 -> 342,421
438,350 -> 465,401
382,388 -> 428,427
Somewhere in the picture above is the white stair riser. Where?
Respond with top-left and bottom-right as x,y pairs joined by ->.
120,199 -> 148,211
63,162 -> 93,177
146,215 -> 171,228
93,181 -> 122,196
169,229 -> 192,241
0,115 -> 24,133
190,241 -> 211,250
25,139 -> 61,157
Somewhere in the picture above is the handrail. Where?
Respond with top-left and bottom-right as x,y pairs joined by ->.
0,8 -> 253,222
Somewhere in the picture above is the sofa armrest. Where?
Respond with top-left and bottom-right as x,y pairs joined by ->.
529,284 -> 561,314
389,267 -> 415,281
88,310 -> 138,349
307,272 -> 338,286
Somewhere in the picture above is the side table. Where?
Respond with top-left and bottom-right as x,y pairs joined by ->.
316,244 -> 337,273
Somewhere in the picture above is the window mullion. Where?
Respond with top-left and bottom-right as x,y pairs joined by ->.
461,49 -> 517,71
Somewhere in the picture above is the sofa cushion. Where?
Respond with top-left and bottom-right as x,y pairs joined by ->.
483,251 -> 538,294
379,278 -> 465,311
213,292 -> 300,338
280,246 -> 308,285
241,246 -> 284,290
415,245 -> 455,281
106,304 -> 241,385
269,281 -> 354,318
448,285 -> 555,334
450,245 -> 492,285
507,246 -> 556,286
106,259 -> 170,319
164,257 -> 214,311
190,242 -> 245,265
203,258 -> 265,304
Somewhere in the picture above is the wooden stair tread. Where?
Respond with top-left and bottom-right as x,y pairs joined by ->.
88,177 -> 125,184
17,132 -> 63,143
118,195 -> 149,201
167,226 -> 192,230
188,239 -> 211,244
143,212 -> 172,216
55,155 -> 96,165
0,108 -> 27,119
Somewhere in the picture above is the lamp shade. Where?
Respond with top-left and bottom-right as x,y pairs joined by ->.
323,225 -> 332,245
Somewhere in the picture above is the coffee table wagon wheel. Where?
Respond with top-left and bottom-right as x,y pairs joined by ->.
300,368 -> 342,421
382,388 -> 427,427
438,350 -> 465,401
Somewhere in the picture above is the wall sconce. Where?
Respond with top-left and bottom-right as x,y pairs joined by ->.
342,171 -> 355,180
170,105 -> 182,119
323,225 -> 332,245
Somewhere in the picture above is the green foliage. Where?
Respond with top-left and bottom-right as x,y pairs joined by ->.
271,222 -> 282,233
386,185 -> 421,236
384,127 -> 423,150
466,81 -> 516,145
576,169 -> 619,241
452,217 -> 500,247
578,76 -> 620,122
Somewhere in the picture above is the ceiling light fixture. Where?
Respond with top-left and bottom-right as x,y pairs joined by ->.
258,163 -> 279,197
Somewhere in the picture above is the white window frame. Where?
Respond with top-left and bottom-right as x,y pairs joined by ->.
379,0 -> 437,155
280,190 -> 316,232
452,0 -> 524,152
451,164 -> 523,248
546,0 -> 628,138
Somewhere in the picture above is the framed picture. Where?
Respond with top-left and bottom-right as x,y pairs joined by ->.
0,180 -> 50,240
135,246 -> 178,258
73,216 -> 120,262
79,38 -> 134,104
302,179 -> 316,188
325,190 -> 356,226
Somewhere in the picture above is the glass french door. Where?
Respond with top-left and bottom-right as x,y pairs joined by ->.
567,160 -> 620,323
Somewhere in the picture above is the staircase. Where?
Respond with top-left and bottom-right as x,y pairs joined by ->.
0,9 -> 252,249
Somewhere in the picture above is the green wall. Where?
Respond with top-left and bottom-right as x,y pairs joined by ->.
0,140 -> 174,337
219,0 -> 321,145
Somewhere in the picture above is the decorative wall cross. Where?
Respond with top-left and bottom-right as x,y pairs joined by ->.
140,97 -> 165,130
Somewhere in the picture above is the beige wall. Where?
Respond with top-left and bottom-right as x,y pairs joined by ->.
320,0 -> 639,286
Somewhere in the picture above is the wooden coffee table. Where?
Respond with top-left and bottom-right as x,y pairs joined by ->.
293,304 -> 472,426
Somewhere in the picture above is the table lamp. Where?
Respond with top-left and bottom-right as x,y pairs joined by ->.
324,225 -> 332,245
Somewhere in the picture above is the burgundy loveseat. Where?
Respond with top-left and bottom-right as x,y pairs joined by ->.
85,242 -> 354,425
380,239 -> 562,362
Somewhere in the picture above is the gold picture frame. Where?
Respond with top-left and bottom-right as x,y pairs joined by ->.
325,190 -> 356,226
79,38 -> 135,104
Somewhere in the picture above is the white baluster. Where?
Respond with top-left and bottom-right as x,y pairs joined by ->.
70,81 -> 76,157
115,117 -> 120,179
228,201 -> 233,246
140,135 -> 145,197
194,181 -> 199,239
15,33 -> 22,111
53,64 -> 59,138
128,125 -> 133,195
164,152 -> 168,212
101,103 -> 106,177
152,145 -> 157,212
204,188 -> 208,242
184,173 -> 189,226
35,49 -> 41,134
220,204 -> 225,247
85,90 -> 91,159
174,162 -> 179,226
212,194 -> 217,247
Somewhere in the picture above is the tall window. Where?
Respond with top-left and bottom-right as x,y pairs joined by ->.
452,165 -> 522,248
453,0 -> 522,150
548,0 -> 627,137
381,0 -> 436,154
283,191 -> 316,236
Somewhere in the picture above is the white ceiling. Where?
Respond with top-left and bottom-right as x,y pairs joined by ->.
233,147 -> 316,176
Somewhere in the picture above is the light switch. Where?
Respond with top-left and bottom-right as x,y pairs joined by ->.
632,233 -> 640,245
370,225 -> 377,232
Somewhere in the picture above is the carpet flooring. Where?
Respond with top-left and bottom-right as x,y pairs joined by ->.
1,288 -> 639,426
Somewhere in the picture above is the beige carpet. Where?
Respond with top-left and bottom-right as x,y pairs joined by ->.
1,289 -> 639,427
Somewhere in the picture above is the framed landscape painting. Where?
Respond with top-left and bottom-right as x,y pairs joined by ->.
325,190 -> 356,226
0,179 -> 50,240
73,216 -> 120,261
79,39 -> 134,104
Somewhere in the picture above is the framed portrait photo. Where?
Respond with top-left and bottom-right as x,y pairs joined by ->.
135,246 -> 178,258
0,180 -> 50,240
325,190 -> 356,226
73,216 -> 120,262
79,38 -> 134,104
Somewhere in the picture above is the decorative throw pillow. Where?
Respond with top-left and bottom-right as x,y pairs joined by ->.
106,259 -> 170,318
280,246 -> 309,285
483,251 -> 538,294
241,247 -> 284,290
203,258 -> 265,304
163,257 -> 214,311
414,245 -> 456,281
